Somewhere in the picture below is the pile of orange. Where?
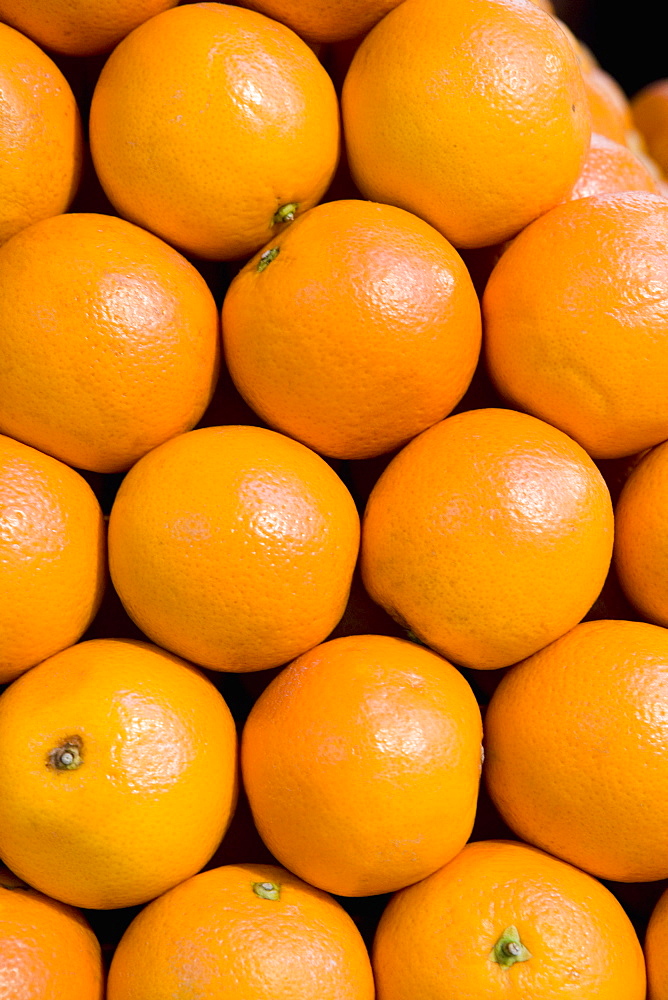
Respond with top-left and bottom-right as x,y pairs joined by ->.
3,0 -> 668,996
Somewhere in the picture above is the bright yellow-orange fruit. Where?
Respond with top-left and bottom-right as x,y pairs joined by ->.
89,3 -> 340,260
230,0 -> 404,42
0,212 -> 220,474
107,863 -> 375,1000
0,638 -> 238,909
568,131 -> 661,200
484,618 -> 668,882
372,839 -> 646,999
341,0 -> 591,248
614,440 -> 668,625
645,885 -> 668,999
582,64 -> 634,145
242,634 -> 483,896
108,425 -> 360,672
0,22 -> 82,247
631,78 -> 668,178
0,866 -> 104,999
222,199 -> 482,460
361,407 -> 614,671
0,435 -> 105,685
0,0 -> 178,55
107,864 -> 374,1000
484,191 -> 668,459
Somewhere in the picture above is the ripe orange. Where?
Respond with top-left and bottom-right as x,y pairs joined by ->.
0,866 -> 104,999
0,212 -> 220,474
222,199 -> 482,460
0,435 -> 105,685
89,3 -> 340,261
230,0 -> 405,43
483,191 -> 668,459
554,17 -> 598,77
484,618 -> 668,882
614,440 -> 668,625
108,425 -> 360,672
645,885 -> 668,999
106,862 -> 375,999
361,407 -> 614,671
0,22 -> 82,247
0,638 -> 238,909
0,0 -> 178,55
568,131 -> 661,200
582,64 -> 634,145
241,634 -> 483,896
631,79 -> 668,177
372,839 -> 647,999
341,0 -> 591,249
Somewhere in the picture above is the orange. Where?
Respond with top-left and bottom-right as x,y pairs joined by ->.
645,885 -> 668,999
0,22 -> 82,247
372,839 -> 646,999
0,638 -> 238,909
0,435 -> 105,685
0,0 -> 178,55
229,0 -> 405,43
554,17 -> 598,77
568,131 -> 662,200
222,199 -> 482,460
0,212 -> 220,474
360,407 -> 614,671
483,191 -> 668,459
632,79 -> 668,178
241,634 -> 483,896
108,425 -> 360,672
0,866 -> 104,1000
484,618 -> 668,882
106,862 -> 375,1000
582,64 -> 634,145
89,3 -> 340,261
341,0 -> 591,249
614,439 -> 668,625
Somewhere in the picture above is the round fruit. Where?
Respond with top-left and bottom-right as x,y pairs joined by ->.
582,64 -> 634,145
0,434 -> 105,684
372,839 -> 646,999
341,0 -> 591,248
0,212 -> 220,474
484,618 -> 668,882
229,0 -> 405,43
0,22 -> 82,247
0,0 -> 179,55
89,2 -> 340,260
0,638 -> 238,909
484,191 -> 668,459
0,866 -> 104,999
644,884 -> 668,1000
106,863 -> 375,1000
361,407 -> 614,671
242,634 -> 483,896
631,79 -> 668,177
614,440 -> 668,625
569,132 -> 661,200
222,199 -> 481,460
108,425 -> 360,672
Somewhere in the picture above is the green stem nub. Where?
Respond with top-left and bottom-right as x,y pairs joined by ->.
257,247 -> 280,272
252,880 -> 281,901
48,735 -> 83,771
490,926 -> 532,968
273,202 -> 298,225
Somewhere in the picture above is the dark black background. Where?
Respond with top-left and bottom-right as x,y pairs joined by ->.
553,0 -> 665,98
